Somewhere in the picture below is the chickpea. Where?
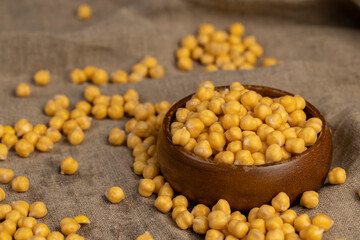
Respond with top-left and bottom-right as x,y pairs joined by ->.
0,188 -> 5,202
172,195 -> 188,209
271,192 -> 290,212
2,133 -> 18,149
194,140 -> 213,159
243,134 -> 262,153
0,204 -> 11,219
47,231 -> 65,240
12,176 -> 29,192
280,210 -> 297,225
304,118 -> 322,134
249,218 -> 266,234
176,210 -> 194,230
177,57 -> 193,71
49,117 -> 65,131
193,215 -> 209,234
60,218 -> 80,236
16,83 -> 31,97
208,210 -> 230,230
84,85 -> 101,102
285,138 -> 306,154
299,225 -> 323,240
65,234 -> 84,240
327,167 -> 347,185
227,219 -> 249,238
77,4 -> 91,20
212,199 -> 231,215
62,120 -> 78,135
3,125 -> 15,135
91,69 -> 108,85
0,143 -> 8,160
60,156 -> 78,175
18,216 -> 37,229
181,35 -> 197,49
6,209 -> 22,223
265,215 -> 283,231
33,223 -> 50,237
288,110 -> 306,127
208,132 -> 226,151
0,231 -> 12,240
14,118 -> 33,137
32,124 -> 47,135
300,191 -> 319,209
34,70 -> 50,86
106,186 -> 125,203
67,127 -> 84,145
246,229 -> 265,240
155,195 -> 173,213
14,227 -> 34,240
70,69 -> 86,84
266,229 -> 284,240
214,151 -> 235,164
28,236 -> 46,240
158,182 -> 174,198
110,70 -> 128,84
138,179 -> 155,197
265,144 -> 282,162
294,214 -> 311,232
257,205 -> 276,220
0,219 -> 17,235
108,128 -> 125,146
0,168 -> 14,184
235,150 -> 254,165
205,229 -> 224,240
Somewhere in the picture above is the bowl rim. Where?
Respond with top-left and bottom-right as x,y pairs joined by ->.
162,84 -> 328,171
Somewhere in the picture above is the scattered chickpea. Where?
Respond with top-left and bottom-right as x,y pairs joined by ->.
18,216 -> 37,229
36,136 -> 54,152
74,215 -> 90,224
6,209 -> 22,222
300,191 -> 319,209
77,4 -> 92,20
0,143 -> 8,160
12,176 -> 30,193
328,167 -> 346,184
208,210 -> 230,230
34,70 -> 50,86
47,231 -> 65,240
111,70 -> 128,84
84,85 -> 101,102
138,179 -> 155,197
176,209 -> 194,230
29,201 -> 47,218
154,195 -> 173,213
65,234 -> 84,240
60,218 -> 80,236
312,213 -> 333,232
271,192 -> 290,212
108,128 -> 126,146
70,69 -> 86,84
16,83 -> 31,97
14,227 -> 34,240
105,186 -> 125,203
136,231 -> 154,240
0,168 -> 14,183
61,157 -> 79,175
11,200 -> 29,216
0,188 -> 5,202
33,223 -> 50,237
46,128 -> 62,143
67,127 -> 85,145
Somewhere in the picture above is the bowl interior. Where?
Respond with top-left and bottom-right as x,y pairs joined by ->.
162,85 -> 327,170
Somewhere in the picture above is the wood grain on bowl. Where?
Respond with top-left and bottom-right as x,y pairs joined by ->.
157,85 -> 332,212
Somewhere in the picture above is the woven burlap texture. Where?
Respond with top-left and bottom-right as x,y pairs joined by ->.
0,0 -> 359,239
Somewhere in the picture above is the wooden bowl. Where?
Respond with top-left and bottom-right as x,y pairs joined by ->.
157,85 -> 332,212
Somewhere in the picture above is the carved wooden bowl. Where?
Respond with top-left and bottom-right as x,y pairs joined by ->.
157,85 -> 332,212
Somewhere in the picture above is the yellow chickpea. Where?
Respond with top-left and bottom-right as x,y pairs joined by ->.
28,202 -> 47,219
77,4 -> 91,20
311,213 -> 333,232
36,136 -> 54,152
47,231 -> 65,240
84,85 -> 101,102
70,69 -> 86,84
91,69 -> 108,85
257,204 -> 276,220
61,157 -> 78,175
16,83 -> 31,97
285,138 -> 306,154
205,229 -> 224,240
108,128 -> 125,146
294,214 -> 311,232
298,127 -> 317,146
149,65 -> 165,79
14,227 -> 34,239
67,127 -> 84,145
0,143 -> 8,160
65,234 -> 84,240
106,186 -> 125,204
55,109 -> 70,120
266,229 -> 284,240
288,110 -> 306,127
110,70 -> 128,84
177,57 -> 193,71
34,70 -> 50,86
234,150 -> 254,165
12,176 -> 29,192
194,140 -> 213,159
328,167 -> 347,184
0,168 -> 14,184
176,210 -> 194,230
138,179 -> 155,197
14,118 -> 33,137
0,231 -> 12,240
18,216 -> 37,229
214,151 -> 235,164
155,195 -> 173,213
15,139 -> 34,158
280,210 -> 297,225
271,192 -> 290,212
1,133 -> 18,149
181,35 -> 197,50
243,134 -> 262,153
208,210 -> 230,230
59,218 -> 80,236
265,144 -> 282,162
299,225 -> 323,240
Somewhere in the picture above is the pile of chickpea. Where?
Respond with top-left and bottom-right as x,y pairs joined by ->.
176,23 -> 281,72
171,81 -> 321,165
70,56 -> 164,85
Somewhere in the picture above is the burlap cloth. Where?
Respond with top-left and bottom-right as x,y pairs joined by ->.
0,0 -> 359,239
